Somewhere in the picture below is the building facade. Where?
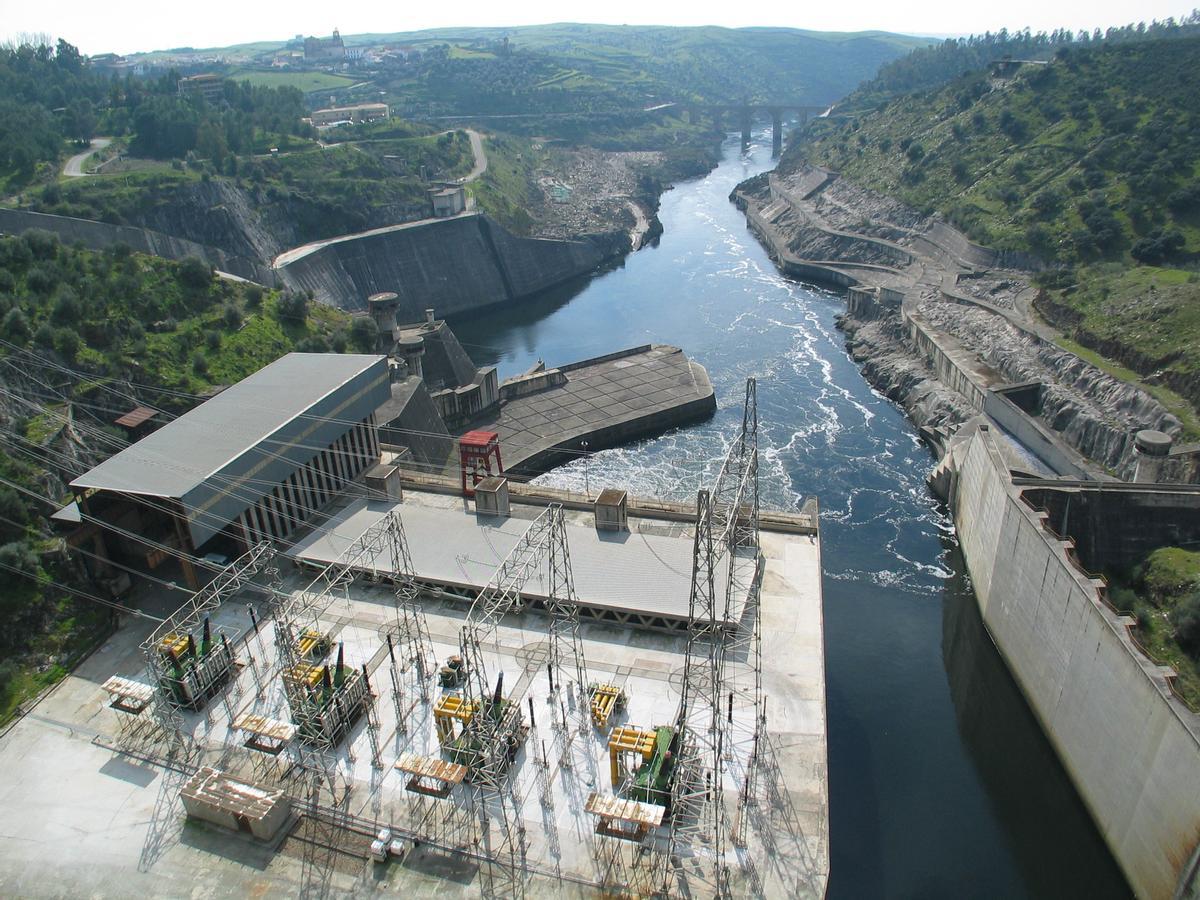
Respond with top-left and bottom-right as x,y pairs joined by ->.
71,354 -> 390,585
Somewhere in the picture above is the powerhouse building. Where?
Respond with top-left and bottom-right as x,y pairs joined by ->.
70,353 -> 389,585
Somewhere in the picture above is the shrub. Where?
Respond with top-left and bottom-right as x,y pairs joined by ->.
222,304 -> 242,330
176,256 -> 213,292
204,330 -> 222,350
52,327 -> 80,361
1172,591 -> 1200,657
1131,229 -> 1185,265
192,351 -> 209,375
2,308 -> 31,343
350,316 -> 378,353
275,291 -> 308,323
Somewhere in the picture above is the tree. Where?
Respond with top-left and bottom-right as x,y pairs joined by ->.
2,308 -> 31,343
222,304 -> 242,330
176,256 -> 212,292
0,488 -> 29,543
350,316 -> 378,352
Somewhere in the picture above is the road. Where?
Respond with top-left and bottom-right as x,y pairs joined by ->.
271,129 -> 489,268
62,137 -> 111,177
462,129 -> 487,182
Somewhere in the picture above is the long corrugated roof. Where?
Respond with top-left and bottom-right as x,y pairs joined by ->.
71,353 -> 384,499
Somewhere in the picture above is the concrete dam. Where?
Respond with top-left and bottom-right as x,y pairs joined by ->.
274,212 -> 628,315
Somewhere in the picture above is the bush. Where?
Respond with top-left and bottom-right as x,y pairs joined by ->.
275,291 -> 308,323
176,256 -> 213,292
33,323 -> 54,347
2,308 -> 31,343
222,304 -> 242,330
1172,591 -> 1200,657
50,289 -> 80,325
204,330 -> 222,351
350,316 -> 378,353
244,285 -> 264,309
1131,229 -> 1185,265
192,351 -> 208,375
52,327 -> 80,361
0,487 -> 28,543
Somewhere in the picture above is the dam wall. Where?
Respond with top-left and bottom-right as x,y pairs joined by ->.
0,208 -> 278,285
275,214 -> 627,314
945,424 -> 1200,899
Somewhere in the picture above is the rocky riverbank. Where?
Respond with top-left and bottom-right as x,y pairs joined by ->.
733,164 -> 1181,479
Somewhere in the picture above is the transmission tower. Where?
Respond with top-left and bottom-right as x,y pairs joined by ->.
450,502 -> 587,898
667,489 -> 730,896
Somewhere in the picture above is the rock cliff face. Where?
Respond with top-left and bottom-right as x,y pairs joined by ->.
737,162 -> 1179,478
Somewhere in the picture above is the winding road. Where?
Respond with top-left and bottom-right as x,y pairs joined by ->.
62,138 -> 111,177
272,129 -> 489,269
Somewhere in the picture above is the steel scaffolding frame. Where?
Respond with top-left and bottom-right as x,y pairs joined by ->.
666,377 -> 762,895
455,502 -> 587,899
141,541 -> 277,748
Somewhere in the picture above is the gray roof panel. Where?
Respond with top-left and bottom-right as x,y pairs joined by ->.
71,354 -> 386,499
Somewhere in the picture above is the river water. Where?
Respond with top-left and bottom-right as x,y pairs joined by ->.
453,132 -> 1130,898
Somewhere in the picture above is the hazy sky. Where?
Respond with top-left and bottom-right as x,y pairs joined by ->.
2,0 -> 1194,56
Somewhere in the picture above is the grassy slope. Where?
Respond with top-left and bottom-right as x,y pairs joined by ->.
787,36 -> 1200,415
226,69 -> 357,92
0,236 -> 359,722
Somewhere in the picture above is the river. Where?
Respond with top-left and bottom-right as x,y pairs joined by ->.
452,131 -> 1130,898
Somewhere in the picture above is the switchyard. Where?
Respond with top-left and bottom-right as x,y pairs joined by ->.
0,381 -> 828,898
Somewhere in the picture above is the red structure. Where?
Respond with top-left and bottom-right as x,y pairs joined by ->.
459,430 -> 503,496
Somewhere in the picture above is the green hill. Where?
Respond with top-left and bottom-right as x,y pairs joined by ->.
784,35 -> 1200,411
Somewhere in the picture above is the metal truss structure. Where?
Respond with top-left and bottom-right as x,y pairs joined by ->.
666,377 -> 762,895
455,502 -> 587,898
141,541 -> 277,748
376,510 -> 436,719
274,519 -> 388,785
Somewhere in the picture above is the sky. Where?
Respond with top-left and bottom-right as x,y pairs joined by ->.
1,0 -> 1195,56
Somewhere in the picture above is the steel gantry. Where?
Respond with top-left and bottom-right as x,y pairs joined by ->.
448,502 -> 588,899
140,541 -> 277,748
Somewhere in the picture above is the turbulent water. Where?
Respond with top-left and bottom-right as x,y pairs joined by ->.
453,131 -> 1130,898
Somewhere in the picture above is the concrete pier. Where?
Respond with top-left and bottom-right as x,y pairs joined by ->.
460,344 -> 716,475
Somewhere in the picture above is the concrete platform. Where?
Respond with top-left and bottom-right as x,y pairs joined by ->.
0,490 -> 827,898
462,345 -> 716,475
287,490 -> 754,631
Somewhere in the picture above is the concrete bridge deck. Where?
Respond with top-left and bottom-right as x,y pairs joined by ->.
460,344 -> 716,476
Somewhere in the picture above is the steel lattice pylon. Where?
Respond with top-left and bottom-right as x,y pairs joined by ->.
378,510 -> 436,706
454,502 -> 587,899
666,377 -> 762,895
667,489 -> 730,896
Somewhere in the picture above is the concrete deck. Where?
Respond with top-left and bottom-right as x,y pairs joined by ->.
287,491 -> 752,630
462,345 -> 716,475
0,489 -> 827,898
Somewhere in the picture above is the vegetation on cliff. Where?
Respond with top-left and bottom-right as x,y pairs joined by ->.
1109,547 -> 1200,709
0,231 -> 362,721
785,32 -> 1200,414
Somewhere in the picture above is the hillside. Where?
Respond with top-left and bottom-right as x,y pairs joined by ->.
0,229 -> 362,721
784,35 -> 1200,412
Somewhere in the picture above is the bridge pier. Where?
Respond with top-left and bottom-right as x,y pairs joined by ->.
771,109 -> 783,157
740,106 -> 752,147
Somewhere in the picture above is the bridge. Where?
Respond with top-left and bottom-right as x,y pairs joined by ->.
681,102 -> 831,155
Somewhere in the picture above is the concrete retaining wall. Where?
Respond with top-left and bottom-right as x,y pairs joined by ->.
904,311 -> 989,411
949,426 -> 1200,898
276,214 -> 625,314
0,208 -> 277,285
983,388 -> 1091,478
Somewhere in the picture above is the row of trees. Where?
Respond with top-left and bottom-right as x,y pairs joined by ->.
0,38 -> 313,181
866,11 -> 1200,98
